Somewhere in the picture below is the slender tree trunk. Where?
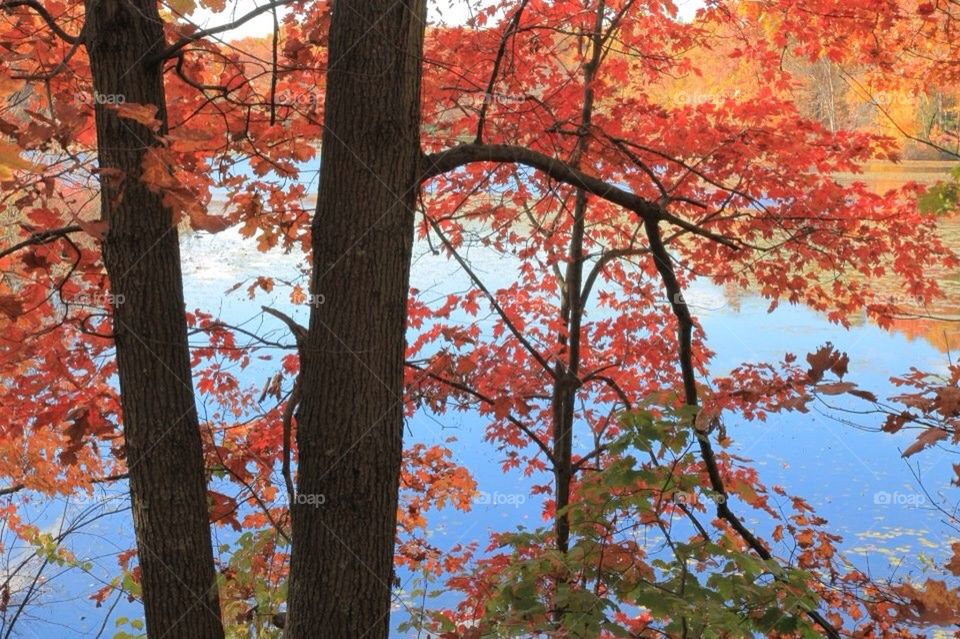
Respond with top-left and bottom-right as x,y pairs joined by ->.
551,0 -> 606,556
287,1 -> 427,637
84,2 -> 223,637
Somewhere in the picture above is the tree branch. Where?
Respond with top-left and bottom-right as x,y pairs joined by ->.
0,0 -> 80,43
11,33 -> 83,80
581,247 -> 649,306
406,361 -> 556,465
426,217 -> 557,377
420,144 -> 740,249
152,0 -> 292,62
475,0 -> 530,144
643,217 -> 841,639
261,306 -> 305,505
0,225 -> 82,260
0,472 -> 128,497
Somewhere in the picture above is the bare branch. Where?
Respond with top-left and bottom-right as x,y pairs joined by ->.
153,0 -> 292,62
261,305 -> 307,346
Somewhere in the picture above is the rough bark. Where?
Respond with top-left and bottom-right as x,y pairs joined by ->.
286,1 -> 427,637
84,2 -> 223,637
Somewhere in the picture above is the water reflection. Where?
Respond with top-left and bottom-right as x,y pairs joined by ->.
176,164 -> 960,634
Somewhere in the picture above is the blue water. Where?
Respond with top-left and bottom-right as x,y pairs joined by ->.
7,228 -> 956,638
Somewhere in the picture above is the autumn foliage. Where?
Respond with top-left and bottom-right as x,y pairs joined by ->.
0,0 -> 959,637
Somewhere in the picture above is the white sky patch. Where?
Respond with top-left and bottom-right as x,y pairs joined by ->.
184,0 -> 481,41
184,1 -> 282,41
184,0 -> 704,42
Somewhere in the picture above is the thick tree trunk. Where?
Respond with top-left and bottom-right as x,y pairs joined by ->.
84,2 -> 223,637
286,1 -> 426,637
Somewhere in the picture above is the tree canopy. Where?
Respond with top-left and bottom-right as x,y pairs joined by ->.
0,0 -> 959,637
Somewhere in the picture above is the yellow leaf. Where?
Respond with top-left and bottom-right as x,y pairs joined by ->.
0,75 -> 22,97
0,139 -> 33,180
167,0 -> 197,14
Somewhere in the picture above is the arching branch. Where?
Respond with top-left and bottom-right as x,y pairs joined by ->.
153,0 -> 292,62
420,144 -> 741,249
0,0 -> 80,43
0,225 -> 82,260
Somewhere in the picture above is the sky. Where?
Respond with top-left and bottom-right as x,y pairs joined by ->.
187,0 -> 705,40
188,0 -> 482,39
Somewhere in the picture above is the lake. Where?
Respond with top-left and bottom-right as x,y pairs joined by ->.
14,163 -> 960,637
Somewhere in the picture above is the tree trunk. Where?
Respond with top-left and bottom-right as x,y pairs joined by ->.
552,0 -> 605,558
84,2 -> 223,637
286,1 -> 427,637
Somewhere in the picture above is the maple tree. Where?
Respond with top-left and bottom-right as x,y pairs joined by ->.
0,0 -> 958,638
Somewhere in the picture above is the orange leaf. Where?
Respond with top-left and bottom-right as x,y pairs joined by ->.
188,209 -> 232,233
946,542 -> 960,576
109,103 -> 162,132
795,530 -> 814,548
902,427 -> 949,458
